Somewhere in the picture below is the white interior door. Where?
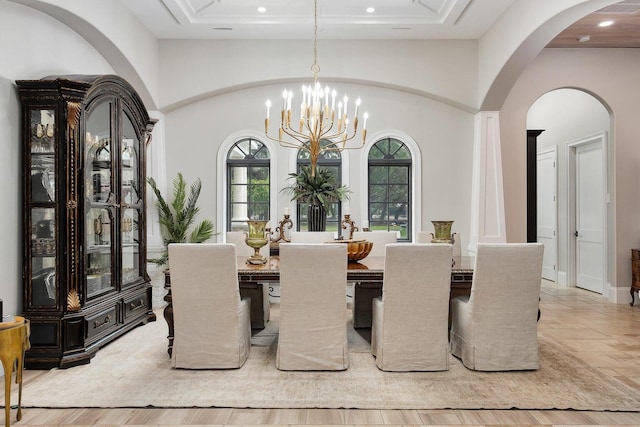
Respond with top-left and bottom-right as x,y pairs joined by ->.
574,139 -> 605,294
537,148 -> 557,281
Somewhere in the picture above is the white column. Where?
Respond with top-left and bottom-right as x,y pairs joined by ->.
145,110 -> 167,308
468,111 -> 506,256
146,110 -> 166,255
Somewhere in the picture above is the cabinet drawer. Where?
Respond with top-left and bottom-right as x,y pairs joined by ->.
86,305 -> 118,340
124,294 -> 148,320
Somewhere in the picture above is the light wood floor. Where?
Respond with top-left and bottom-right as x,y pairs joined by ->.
8,281 -> 640,427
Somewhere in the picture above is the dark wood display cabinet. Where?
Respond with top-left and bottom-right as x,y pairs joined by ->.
17,75 -> 157,369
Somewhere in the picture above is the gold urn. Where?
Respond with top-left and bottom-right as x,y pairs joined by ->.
245,220 -> 269,265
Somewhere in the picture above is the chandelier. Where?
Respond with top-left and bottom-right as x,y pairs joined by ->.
263,0 -> 368,177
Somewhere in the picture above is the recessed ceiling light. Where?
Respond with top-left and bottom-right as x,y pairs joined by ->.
366,7 -> 375,13
578,35 -> 590,43
598,20 -> 614,27
257,6 -> 266,13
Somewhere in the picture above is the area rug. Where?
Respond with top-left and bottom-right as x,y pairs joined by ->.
17,308 -> 640,411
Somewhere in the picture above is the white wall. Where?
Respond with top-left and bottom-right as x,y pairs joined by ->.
502,48 -> 640,301
9,0 -> 160,109
158,39 -> 479,112
0,1 -> 114,317
479,0 -> 618,110
162,82 -> 474,249
527,88 -> 610,283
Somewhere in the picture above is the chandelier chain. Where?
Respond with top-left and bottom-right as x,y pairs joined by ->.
312,0 -> 320,78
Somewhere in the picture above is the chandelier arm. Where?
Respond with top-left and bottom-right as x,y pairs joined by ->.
280,125 -> 311,143
263,132 -> 306,149
317,139 -> 366,155
320,129 -> 353,143
317,120 -> 337,139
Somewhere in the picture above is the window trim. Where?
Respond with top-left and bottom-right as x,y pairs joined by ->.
226,139 -> 271,231
217,131 -> 278,238
360,130 -> 421,242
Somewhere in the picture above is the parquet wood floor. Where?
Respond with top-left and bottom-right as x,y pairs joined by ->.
9,281 -> 640,426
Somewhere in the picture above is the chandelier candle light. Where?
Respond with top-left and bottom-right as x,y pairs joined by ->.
263,0 -> 368,177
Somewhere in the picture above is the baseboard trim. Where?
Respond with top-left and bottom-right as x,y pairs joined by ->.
557,271 -> 568,286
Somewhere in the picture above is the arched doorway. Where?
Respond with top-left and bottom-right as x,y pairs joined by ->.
527,88 -> 611,293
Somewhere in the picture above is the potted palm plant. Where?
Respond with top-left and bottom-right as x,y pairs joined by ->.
282,166 -> 350,231
147,172 -> 215,266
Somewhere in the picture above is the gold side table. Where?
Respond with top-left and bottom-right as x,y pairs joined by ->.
0,316 -> 30,427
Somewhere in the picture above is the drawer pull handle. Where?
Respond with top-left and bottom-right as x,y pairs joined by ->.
93,315 -> 112,329
129,300 -> 144,311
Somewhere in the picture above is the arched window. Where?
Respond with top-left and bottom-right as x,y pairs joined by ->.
368,138 -> 411,240
227,138 -> 270,231
296,142 -> 342,232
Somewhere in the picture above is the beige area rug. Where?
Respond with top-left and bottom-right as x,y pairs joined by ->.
18,308 -> 640,411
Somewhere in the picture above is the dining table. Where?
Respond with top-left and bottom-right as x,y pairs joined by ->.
162,255 -> 475,356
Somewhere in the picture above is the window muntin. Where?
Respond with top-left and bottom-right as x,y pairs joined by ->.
368,138 -> 411,240
227,139 -> 270,232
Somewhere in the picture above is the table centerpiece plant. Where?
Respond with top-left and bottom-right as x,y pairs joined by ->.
282,165 -> 350,231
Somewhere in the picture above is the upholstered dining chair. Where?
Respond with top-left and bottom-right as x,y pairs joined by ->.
225,231 -> 271,329
449,243 -> 544,371
168,243 -> 251,369
226,230 -> 268,257
417,230 -> 461,257
351,230 -> 398,328
352,230 -> 397,257
276,243 -> 349,370
371,243 -> 453,371
289,231 -> 335,243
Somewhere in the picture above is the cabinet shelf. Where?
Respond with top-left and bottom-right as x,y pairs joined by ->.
92,160 -> 111,170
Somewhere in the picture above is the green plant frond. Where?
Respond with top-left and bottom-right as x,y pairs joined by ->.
281,165 -> 350,206
148,177 -> 179,243
147,172 -> 215,267
147,253 -> 168,267
170,173 -> 187,222
182,179 -> 202,225
188,219 -> 215,243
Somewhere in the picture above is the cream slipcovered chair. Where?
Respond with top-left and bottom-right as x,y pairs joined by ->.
276,243 -> 349,370
450,243 -> 544,371
226,231 -> 271,328
290,231 -> 335,243
417,231 -> 461,257
168,243 -> 251,369
352,230 -> 397,256
226,230 -> 269,257
351,231 -> 397,328
371,243 -> 453,371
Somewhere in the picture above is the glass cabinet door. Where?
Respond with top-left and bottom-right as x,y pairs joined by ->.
84,100 -> 115,298
28,109 -> 57,308
30,207 -> 56,306
85,102 -> 112,204
121,208 -> 140,284
120,111 -> 142,286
